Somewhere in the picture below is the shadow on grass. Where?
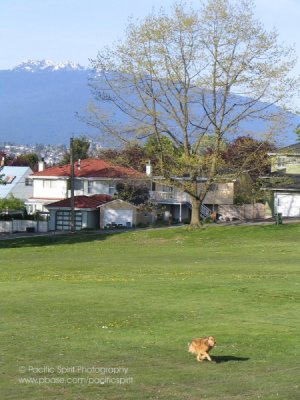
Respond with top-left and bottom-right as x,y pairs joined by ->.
213,355 -> 250,363
0,230 -> 127,249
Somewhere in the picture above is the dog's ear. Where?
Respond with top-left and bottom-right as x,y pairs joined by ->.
207,337 -> 215,346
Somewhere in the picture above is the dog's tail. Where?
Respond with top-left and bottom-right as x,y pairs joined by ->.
188,342 -> 195,354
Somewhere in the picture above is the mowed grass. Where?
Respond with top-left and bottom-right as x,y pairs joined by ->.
0,224 -> 299,400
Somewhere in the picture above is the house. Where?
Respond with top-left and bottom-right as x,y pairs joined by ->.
270,143 -> 300,175
26,156 -> 251,227
262,143 -> 300,217
26,158 -> 145,214
0,166 -> 33,201
149,178 -> 237,222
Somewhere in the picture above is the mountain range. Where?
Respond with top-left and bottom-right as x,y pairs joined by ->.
12,59 -> 87,73
0,60 -> 95,145
0,59 -> 299,146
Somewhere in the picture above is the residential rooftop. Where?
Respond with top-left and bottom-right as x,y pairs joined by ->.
31,158 -> 144,179
45,194 -> 112,209
0,166 -> 32,198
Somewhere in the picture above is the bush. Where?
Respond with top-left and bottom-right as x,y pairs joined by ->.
136,222 -> 150,228
151,220 -> 169,228
0,196 -> 25,213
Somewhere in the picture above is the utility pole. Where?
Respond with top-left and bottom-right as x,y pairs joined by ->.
70,137 -> 75,232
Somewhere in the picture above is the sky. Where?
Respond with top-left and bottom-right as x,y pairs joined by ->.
1,0 -> 300,93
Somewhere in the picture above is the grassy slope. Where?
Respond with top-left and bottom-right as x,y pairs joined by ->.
0,224 -> 299,400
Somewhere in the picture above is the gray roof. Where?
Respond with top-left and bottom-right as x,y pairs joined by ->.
0,166 -> 32,198
278,143 -> 300,153
262,173 -> 300,190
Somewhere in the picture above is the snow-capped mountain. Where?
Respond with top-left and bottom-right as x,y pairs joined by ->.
0,60 -> 299,145
12,59 -> 87,73
0,61 -> 95,144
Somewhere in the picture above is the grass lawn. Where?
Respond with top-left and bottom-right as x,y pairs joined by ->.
0,224 -> 299,400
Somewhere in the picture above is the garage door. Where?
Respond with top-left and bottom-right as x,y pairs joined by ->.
275,194 -> 300,217
56,211 -> 82,231
103,209 -> 133,227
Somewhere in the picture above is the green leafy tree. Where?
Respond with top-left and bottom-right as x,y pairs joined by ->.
9,153 -> 39,170
88,0 -> 298,226
220,137 -> 276,179
219,136 -> 276,204
115,182 -> 150,205
97,143 -> 149,172
144,135 -> 182,174
61,136 -> 91,165
98,138 -> 180,174
0,196 -> 25,212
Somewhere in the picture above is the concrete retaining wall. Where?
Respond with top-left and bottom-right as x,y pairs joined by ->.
218,204 -> 266,221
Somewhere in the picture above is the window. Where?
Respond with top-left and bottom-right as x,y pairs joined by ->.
25,178 -> 33,186
43,180 -> 53,188
5,175 -> 15,184
109,182 -> 116,195
87,181 -> 93,194
277,157 -> 285,168
162,185 -> 172,193
287,157 -> 300,165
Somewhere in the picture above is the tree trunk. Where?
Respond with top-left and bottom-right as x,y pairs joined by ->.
190,197 -> 202,228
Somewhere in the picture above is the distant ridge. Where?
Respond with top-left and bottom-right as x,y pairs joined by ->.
0,60 -> 96,145
0,60 -> 299,146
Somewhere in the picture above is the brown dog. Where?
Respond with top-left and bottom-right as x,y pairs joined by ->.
188,336 -> 216,362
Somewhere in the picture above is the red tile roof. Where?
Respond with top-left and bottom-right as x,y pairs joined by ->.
31,158 -> 144,178
45,194 -> 112,209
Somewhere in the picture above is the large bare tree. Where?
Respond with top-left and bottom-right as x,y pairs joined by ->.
87,0 -> 298,226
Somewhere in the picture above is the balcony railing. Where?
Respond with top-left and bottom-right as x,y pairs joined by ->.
149,190 -> 191,203
149,191 -> 212,218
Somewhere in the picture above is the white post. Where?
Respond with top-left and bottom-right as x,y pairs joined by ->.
38,160 -> 45,172
146,160 -> 152,176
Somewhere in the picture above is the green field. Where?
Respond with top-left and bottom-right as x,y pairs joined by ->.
1,224 -> 299,399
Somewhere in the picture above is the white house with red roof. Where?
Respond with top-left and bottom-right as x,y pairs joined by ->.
25,158 -> 145,214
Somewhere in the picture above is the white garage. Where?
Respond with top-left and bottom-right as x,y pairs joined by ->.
274,193 -> 300,217
103,208 -> 133,227
99,199 -> 138,229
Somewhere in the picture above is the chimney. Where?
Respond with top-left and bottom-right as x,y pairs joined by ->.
38,160 -> 45,172
1,157 -> 4,167
146,160 -> 152,176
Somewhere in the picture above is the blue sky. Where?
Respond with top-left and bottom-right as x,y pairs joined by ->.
1,0 -> 300,76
